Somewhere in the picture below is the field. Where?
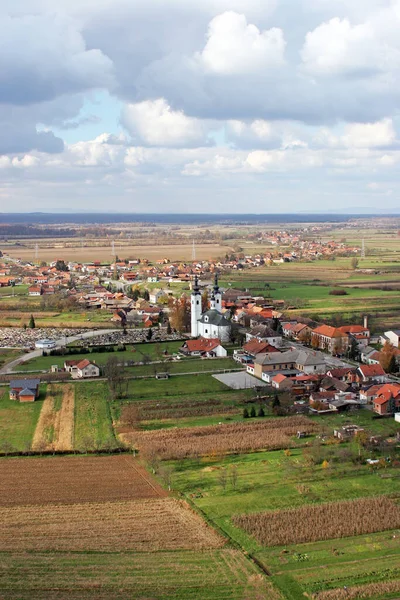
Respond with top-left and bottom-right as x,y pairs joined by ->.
5,242 -> 231,262
74,382 -> 119,451
0,454 -> 279,600
31,384 -> 74,451
233,496 -> 400,546
126,416 -> 319,459
0,455 -> 166,505
0,389 -> 43,452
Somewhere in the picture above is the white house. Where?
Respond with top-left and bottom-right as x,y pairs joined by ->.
382,330 -> 400,348
64,359 -> 100,378
180,337 -> 227,357
149,289 -> 165,304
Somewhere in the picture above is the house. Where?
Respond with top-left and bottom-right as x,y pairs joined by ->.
180,337 -> 227,358
311,325 -> 349,354
295,350 -> 326,374
149,289 -> 165,304
320,376 -> 351,393
334,425 -> 365,439
372,383 -> 400,415
357,364 -> 386,384
271,373 -> 293,390
245,324 -> 283,347
28,285 -> 42,296
339,325 -> 370,346
9,379 -> 40,402
359,385 -> 382,403
326,367 -> 358,383
382,330 -> 400,348
242,338 -> 280,358
253,349 -> 298,380
64,359 -> 100,378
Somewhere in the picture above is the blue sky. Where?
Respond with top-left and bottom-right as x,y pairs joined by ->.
0,0 -> 400,213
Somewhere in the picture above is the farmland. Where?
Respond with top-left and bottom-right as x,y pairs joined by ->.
0,454 -> 279,600
74,382 -> 119,451
31,384 -> 75,451
233,496 -> 400,546
126,416 -> 319,459
0,389 -> 43,452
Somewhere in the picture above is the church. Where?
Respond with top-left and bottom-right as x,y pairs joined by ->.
191,274 -> 231,342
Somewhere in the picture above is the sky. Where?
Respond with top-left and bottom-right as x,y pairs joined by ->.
1,0 -> 400,214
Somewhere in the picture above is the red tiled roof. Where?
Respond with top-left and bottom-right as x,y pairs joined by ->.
313,325 -> 347,338
272,374 -> 287,383
243,339 -> 280,355
358,364 -> 386,377
183,338 -> 221,352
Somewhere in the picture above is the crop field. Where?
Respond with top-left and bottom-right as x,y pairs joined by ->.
74,382 -> 119,451
314,580 -> 400,599
126,373 -> 229,399
127,416 -> 318,459
0,455 -> 165,505
6,242 -> 231,262
233,496 -> 400,546
0,549 -> 279,600
0,498 -> 224,551
31,384 -> 74,451
0,389 -> 43,452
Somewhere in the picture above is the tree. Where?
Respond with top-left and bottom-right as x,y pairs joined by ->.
350,257 -> 359,270
166,319 -> 172,335
272,394 -> 280,408
348,336 -> 359,360
55,260 -> 69,272
201,290 -> 209,313
243,407 -> 249,418
104,356 -> 128,400
146,327 -> 153,341
230,465 -> 238,490
298,328 -> 311,346
250,406 -> 256,418
169,295 -> 190,332
258,406 -> 265,417
380,342 -> 398,373
218,468 -> 228,491
131,287 -> 140,301
28,314 -> 35,329
143,289 -> 150,301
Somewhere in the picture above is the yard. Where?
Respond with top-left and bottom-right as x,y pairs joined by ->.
0,388 -> 44,452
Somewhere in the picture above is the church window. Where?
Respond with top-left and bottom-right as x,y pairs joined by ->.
196,300 -> 199,305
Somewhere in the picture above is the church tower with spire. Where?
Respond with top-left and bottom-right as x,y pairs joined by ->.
190,275 -> 202,337
210,273 -> 222,312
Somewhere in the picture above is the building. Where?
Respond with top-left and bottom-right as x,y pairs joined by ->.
191,274 -> 231,342
180,337 -> 227,357
373,383 -> 400,415
64,359 -> 100,378
9,379 -> 40,402
295,350 -> 326,374
253,349 -> 298,380
35,339 -> 57,350
382,330 -> 400,348
357,364 -> 386,384
311,325 -> 349,354
245,323 -> 283,347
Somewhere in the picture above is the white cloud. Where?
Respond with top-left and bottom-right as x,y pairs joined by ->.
197,12 -> 286,74
301,15 -> 400,77
342,119 -> 396,148
121,98 -> 211,147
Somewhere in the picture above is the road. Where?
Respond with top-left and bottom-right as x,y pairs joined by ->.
0,329 -> 119,375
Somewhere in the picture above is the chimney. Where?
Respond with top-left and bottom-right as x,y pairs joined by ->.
363,315 -> 368,329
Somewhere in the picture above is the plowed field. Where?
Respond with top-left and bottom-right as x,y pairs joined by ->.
0,455 -> 166,506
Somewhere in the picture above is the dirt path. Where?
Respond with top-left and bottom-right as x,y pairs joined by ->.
54,384 -> 74,451
31,384 -> 75,451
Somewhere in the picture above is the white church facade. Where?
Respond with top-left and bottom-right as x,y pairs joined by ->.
191,275 -> 231,342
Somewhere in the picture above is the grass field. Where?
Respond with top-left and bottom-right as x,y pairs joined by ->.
0,550 -> 279,600
0,389 -> 44,452
74,382 -> 119,450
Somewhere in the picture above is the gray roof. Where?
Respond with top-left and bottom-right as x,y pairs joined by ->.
19,388 -> 36,396
198,309 -> 231,327
10,379 -> 40,389
296,350 -> 325,366
249,324 -> 277,338
255,349 -> 299,366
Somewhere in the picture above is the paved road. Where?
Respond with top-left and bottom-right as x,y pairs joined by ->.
0,329 -> 119,375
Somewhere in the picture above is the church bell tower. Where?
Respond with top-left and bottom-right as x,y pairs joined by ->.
191,275 -> 202,337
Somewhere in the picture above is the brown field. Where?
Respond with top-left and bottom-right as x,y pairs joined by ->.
32,385 -> 75,451
6,243 -> 231,263
313,580 -> 400,600
0,455 -> 166,506
126,416 -> 318,460
233,496 -> 400,547
0,498 -> 224,551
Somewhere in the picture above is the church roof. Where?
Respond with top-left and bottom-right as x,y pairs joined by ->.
198,309 -> 231,327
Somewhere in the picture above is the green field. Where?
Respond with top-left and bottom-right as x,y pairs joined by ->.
74,382 -> 119,451
0,388 -> 44,452
0,549 -> 279,600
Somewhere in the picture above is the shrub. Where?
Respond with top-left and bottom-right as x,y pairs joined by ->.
329,289 -> 348,296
